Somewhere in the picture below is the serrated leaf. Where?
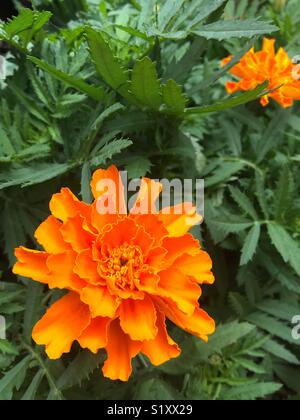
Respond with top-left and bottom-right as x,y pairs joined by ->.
162,79 -> 186,115
21,370 -> 44,401
196,321 -> 255,361
85,28 -> 132,101
189,0 -> 229,28
229,186 -> 258,220
90,139 -> 133,167
28,56 -> 106,101
125,157 -> 152,178
0,355 -> 31,398
240,223 -> 261,265
185,82 -> 269,114
0,162 -> 75,190
193,19 -> 278,40
222,382 -> 281,400
158,0 -> 185,32
263,339 -> 299,365
267,223 -> 300,276
131,57 -> 162,110
247,312 -> 298,345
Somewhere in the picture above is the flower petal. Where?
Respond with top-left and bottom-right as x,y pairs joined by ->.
78,317 -> 111,353
13,247 -> 50,283
172,252 -> 215,284
102,319 -> 142,381
157,268 -> 201,315
49,187 -> 91,223
34,216 -> 71,254
32,292 -> 91,359
130,178 -> 162,215
60,214 -> 96,253
141,309 -> 180,365
119,295 -> 157,341
158,202 -> 202,237
158,298 -> 215,341
46,251 -> 86,291
74,249 -> 104,285
91,165 -> 126,214
162,234 -> 200,267
80,285 -> 119,318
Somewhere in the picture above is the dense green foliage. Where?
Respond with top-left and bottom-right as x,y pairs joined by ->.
0,0 -> 299,400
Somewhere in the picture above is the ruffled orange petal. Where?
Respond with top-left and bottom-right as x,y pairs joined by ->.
130,178 -> 162,215
74,249 -> 104,285
49,187 -> 91,223
131,226 -> 154,256
34,216 -> 71,254
172,252 -> 215,284
131,214 -> 168,246
13,247 -> 50,283
119,296 -> 158,341
60,214 -> 96,253
102,319 -> 142,381
158,203 -> 202,237
91,165 -> 126,214
46,251 -> 86,291
78,317 -> 111,353
80,285 -> 119,318
100,218 -> 138,255
141,309 -> 180,365
157,268 -> 201,315
158,298 -> 215,341
32,292 -> 91,359
162,234 -> 200,267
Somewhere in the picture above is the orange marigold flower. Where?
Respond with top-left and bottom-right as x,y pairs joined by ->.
13,166 -> 215,381
221,38 -> 300,108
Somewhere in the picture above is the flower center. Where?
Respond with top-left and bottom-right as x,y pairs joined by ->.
99,243 -> 143,292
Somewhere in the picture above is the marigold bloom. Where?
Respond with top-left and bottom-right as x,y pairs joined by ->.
13,166 -> 215,381
222,38 -> 300,108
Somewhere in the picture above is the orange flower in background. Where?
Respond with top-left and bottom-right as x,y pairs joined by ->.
222,38 -> 300,108
13,166 -> 215,381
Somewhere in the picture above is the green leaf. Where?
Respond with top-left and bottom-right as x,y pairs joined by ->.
0,355 -> 31,398
229,186 -> 258,220
189,0 -> 229,28
196,321 -> 255,361
257,108 -> 289,163
80,161 -> 93,204
0,162 -> 75,190
267,223 -> 300,276
185,82 -> 269,114
274,166 -> 294,222
0,340 -> 18,356
134,377 -> 178,400
193,19 -> 278,40
263,339 -> 299,365
28,56 -> 106,102
54,351 -> 103,391
85,28 -> 132,101
131,57 -> 162,110
205,161 -> 245,187
247,312 -> 298,345
222,382 -> 282,400
21,370 -> 44,401
158,0 -> 185,32
90,139 -> 133,167
240,223 -> 261,265
23,283 -> 44,342
162,80 -> 186,115
125,157 -> 152,178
